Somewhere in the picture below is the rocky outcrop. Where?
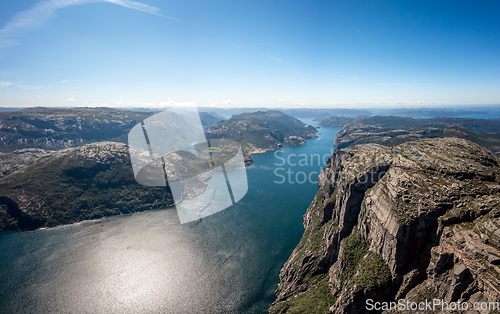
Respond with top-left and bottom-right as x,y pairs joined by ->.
207,110 -> 317,166
0,142 -> 175,230
270,138 -> 500,314
0,148 -> 55,178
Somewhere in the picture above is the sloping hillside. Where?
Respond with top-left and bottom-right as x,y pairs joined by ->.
207,110 -> 317,151
0,142 -> 173,230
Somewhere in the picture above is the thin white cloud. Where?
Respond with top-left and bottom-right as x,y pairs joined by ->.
295,102 -> 307,106
67,98 -> 75,101
230,41 -> 282,63
255,50 -> 282,62
0,0 -> 177,53
207,100 -> 235,107
278,98 -> 287,102
19,84 -> 44,90
16,80 -> 68,91
0,81 -> 12,88
104,0 -> 179,20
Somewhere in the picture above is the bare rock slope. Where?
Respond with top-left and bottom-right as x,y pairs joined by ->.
0,148 -> 55,178
270,137 -> 500,314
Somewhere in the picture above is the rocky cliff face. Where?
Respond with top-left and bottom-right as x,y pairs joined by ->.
270,138 -> 500,314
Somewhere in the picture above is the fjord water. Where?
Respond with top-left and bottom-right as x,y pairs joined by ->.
0,122 -> 341,314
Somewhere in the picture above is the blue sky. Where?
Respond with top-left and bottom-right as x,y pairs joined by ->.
0,0 -> 499,108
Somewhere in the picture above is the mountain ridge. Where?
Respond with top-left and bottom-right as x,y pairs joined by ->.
332,116 -> 500,152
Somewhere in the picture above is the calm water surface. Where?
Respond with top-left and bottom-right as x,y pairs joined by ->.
0,122 -> 341,314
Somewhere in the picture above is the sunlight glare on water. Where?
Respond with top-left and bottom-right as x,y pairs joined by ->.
0,122 -> 341,314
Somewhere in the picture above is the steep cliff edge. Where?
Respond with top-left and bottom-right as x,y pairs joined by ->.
270,138 -> 500,314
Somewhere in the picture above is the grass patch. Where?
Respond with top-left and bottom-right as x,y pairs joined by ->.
355,252 -> 392,290
270,274 -> 336,314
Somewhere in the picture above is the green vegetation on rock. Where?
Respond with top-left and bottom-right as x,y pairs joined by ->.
336,229 -> 392,293
273,137 -> 500,314
339,230 -> 370,282
355,251 -> 392,290
270,274 -> 336,314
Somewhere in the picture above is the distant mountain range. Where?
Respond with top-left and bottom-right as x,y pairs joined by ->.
0,107 -> 317,231
0,107 -> 225,153
0,107 -> 154,152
